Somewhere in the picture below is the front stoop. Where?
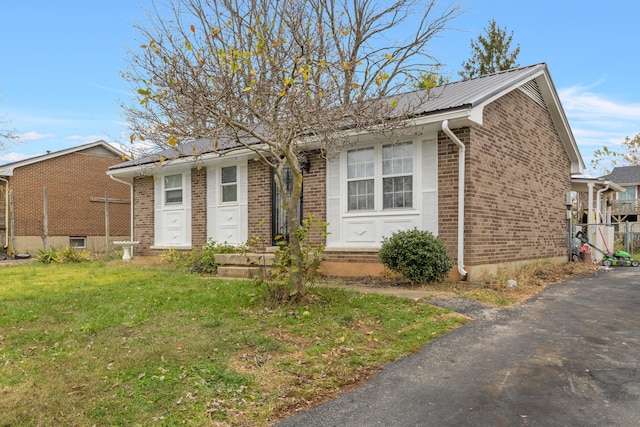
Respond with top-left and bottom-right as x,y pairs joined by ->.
214,253 -> 276,279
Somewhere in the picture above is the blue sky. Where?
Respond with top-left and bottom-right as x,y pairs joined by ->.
1,0 -> 639,174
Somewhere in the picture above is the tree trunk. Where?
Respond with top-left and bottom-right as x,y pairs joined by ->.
278,165 -> 305,295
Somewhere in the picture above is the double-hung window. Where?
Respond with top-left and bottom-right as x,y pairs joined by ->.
221,166 -> 237,203
347,142 -> 413,211
164,174 -> 183,205
347,147 -> 375,211
382,142 -> 413,209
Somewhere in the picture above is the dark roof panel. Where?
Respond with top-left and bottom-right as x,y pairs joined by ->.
600,166 -> 640,184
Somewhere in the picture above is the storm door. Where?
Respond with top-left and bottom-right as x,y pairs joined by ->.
272,165 -> 302,245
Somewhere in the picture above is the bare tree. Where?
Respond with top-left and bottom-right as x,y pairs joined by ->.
591,133 -> 640,174
123,0 -> 461,295
0,113 -> 18,146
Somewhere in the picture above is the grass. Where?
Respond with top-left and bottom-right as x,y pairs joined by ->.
0,262 -> 464,426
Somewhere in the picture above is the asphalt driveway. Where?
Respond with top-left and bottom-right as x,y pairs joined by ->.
275,268 -> 640,426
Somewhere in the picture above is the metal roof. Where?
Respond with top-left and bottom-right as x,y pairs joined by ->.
111,63 -> 583,173
396,62 -> 548,115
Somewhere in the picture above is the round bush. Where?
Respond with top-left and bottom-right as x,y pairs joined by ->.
378,229 -> 453,284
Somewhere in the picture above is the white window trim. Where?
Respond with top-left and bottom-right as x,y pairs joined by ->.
220,165 -> 238,205
343,141 -> 417,216
69,237 -> 87,248
163,173 -> 184,206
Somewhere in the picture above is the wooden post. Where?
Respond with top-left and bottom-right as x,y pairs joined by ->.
43,187 -> 49,250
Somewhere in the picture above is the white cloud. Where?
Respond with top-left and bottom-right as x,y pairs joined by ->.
0,152 -> 30,163
559,86 -> 640,121
66,135 -> 110,144
17,131 -> 55,142
558,86 -> 640,173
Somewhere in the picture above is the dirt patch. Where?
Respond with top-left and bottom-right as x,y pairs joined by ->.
0,258 -> 36,267
321,262 -> 599,306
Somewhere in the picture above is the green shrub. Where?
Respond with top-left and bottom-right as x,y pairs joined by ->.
37,247 -> 59,264
378,229 -> 453,285
162,241 -> 246,274
37,247 -> 91,264
55,247 -> 92,263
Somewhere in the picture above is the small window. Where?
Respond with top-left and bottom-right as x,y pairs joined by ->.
69,237 -> 86,248
164,174 -> 183,204
221,166 -> 237,203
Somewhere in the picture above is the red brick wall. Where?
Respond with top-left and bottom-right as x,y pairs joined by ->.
301,152 -> 327,243
247,160 -> 272,250
437,127 -> 470,263
246,152 -> 327,250
439,89 -> 571,267
133,175 -> 156,255
191,167 -> 207,248
9,152 -> 130,237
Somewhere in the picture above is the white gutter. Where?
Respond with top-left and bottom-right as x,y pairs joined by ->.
0,177 -> 8,250
442,120 -> 468,278
109,174 -> 135,252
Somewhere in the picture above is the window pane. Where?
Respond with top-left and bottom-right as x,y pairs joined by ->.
382,159 -> 391,175
348,179 -> 374,210
221,166 -> 238,203
383,178 -> 392,193
164,174 -> 182,189
69,237 -> 86,248
347,147 -> 374,179
166,189 -> 183,204
383,176 -> 412,209
222,184 -> 237,203
382,142 -> 412,175
221,166 -> 236,184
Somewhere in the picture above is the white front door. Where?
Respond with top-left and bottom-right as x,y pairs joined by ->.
154,170 -> 192,248
207,162 -> 248,245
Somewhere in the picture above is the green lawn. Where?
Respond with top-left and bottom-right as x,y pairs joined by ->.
0,262 -> 463,426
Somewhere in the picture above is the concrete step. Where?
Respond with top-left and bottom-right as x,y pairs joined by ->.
216,265 -> 264,279
214,253 -> 276,267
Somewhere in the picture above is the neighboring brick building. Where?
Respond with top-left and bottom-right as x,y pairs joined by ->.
0,141 -> 131,255
109,64 -> 585,280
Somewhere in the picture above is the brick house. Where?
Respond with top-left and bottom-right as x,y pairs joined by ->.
0,141 -> 131,256
108,63 -> 585,280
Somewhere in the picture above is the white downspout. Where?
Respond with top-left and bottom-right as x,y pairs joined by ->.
442,120 -> 468,278
0,177 -> 9,250
109,175 -> 135,253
